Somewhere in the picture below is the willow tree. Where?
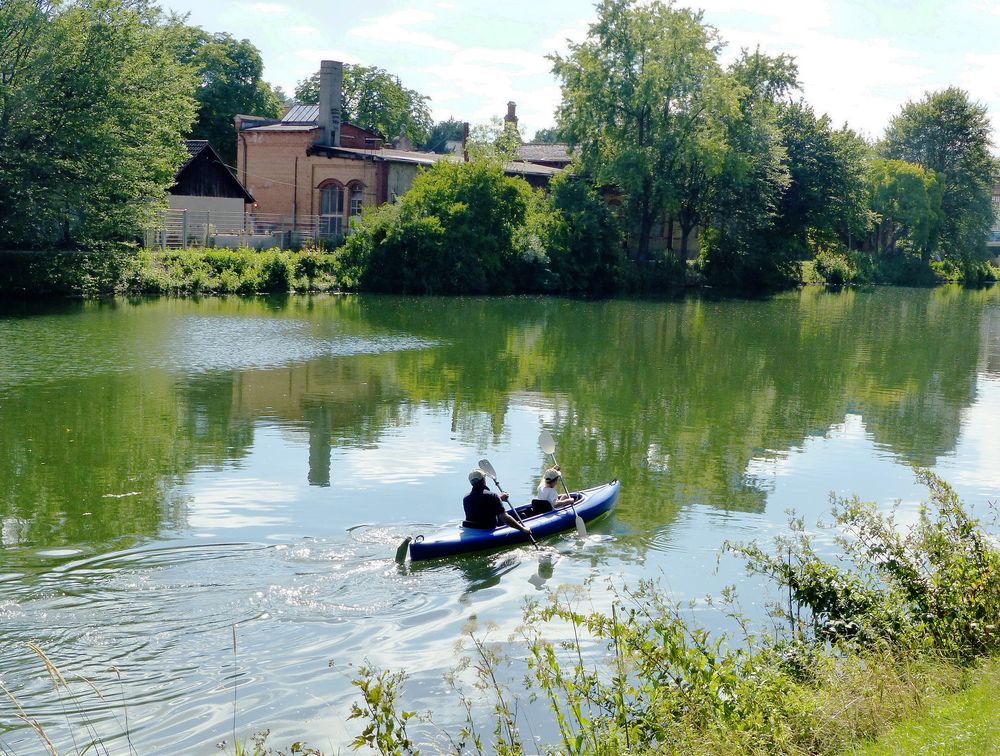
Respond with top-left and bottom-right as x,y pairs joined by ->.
867,159 -> 942,260
550,0 -> 735,263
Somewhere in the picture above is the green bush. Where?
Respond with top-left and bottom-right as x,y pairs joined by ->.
930,258 -> 963,283
539,173 -> 624,296
813,246 -> 857,286
341,158 -> 532,294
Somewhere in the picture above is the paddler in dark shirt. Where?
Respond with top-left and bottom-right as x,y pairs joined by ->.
463,468 -> 532,535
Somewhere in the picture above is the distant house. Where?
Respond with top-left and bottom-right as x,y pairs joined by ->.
234,65 -> 566,238
989,182 -> 1000,263
168,140 -> 254,216
515,142 -> 574,170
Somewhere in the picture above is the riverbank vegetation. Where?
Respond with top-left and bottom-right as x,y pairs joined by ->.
3,1 -> 998,297
327,472 -> 1000,755
12,472 -> 995,754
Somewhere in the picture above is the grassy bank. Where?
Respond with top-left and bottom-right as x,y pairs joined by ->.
0,246 -> 342,297
850,657 -> 1000,755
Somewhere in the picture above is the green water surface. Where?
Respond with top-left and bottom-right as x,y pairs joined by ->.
0,287 -> 997,751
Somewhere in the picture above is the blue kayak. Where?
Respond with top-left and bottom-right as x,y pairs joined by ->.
406,480 -> 619,561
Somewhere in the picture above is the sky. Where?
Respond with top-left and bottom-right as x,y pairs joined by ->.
161,0 -> 1000,143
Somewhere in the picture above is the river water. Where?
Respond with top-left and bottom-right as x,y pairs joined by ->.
1,288 -> 998,753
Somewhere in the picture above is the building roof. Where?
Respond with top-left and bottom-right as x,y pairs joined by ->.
246,123 -> 319,132
179,139 -> 210,171
503,161 -> 563,177
516,142 -> 574,164
173,140 -> 254,202
306,144 -> 562,178
308,143 -> 451,166
282,104 -> 320,123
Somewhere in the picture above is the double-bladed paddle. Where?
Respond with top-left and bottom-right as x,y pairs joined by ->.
538,429 -> 587,538
477,458 -> 539,549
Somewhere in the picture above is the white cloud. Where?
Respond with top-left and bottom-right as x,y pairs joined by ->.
247,2 -> 288,14
538,19 -> 592,58
700,0 -> 833,32
349,9 -> 459,52
961,53 -> 1000,102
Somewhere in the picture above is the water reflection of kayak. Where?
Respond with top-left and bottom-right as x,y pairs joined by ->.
403,480 -> 620,561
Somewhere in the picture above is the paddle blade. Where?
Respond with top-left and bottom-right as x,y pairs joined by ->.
538,429 -> 556,455
575,514 -> 588,538
477,458 -> 498,479
395,536 -> 412,563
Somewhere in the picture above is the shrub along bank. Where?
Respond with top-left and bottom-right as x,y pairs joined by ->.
0,246 -> 341,297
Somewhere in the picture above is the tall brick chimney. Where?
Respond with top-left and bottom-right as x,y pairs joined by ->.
319,60 -> 343,147
504,101 -> 517,127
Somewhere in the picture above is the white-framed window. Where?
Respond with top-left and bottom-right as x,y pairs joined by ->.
350,184 -> 364,217
320,184 -> 344,236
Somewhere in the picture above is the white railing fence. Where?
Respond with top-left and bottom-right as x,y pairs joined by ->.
145,209 -> 345,250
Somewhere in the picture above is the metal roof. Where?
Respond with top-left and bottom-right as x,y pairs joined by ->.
247,124 -> 318,132
282,104 -> 319,123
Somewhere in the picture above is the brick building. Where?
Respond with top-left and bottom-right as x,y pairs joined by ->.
235,63 -> 562,238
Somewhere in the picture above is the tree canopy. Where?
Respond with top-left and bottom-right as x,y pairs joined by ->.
340,158 -> 531,294
551,0 -> 731,264
171,26 -> 283,167
424,118 -> 466,154
0,0 -> 197,248
881,87 -> 998,265
294,64 -> 432,146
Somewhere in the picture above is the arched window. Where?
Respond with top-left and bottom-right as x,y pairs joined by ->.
319,182 -> 344,236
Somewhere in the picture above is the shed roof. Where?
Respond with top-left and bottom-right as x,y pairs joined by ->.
172,140 -> 254,202
516,142 -> 574,164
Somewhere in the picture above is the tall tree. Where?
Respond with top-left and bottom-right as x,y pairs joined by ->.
0,0 -> 197,248
867,159 -> 942,260
699,49 -> 793,287
424,118 -> 466,153
171,27 -> 282,167
532,127 -> 559,143
881,88 -> 998,264
766,102 -> 869,258
550,0 -> 731,263
294,64 -> 432,145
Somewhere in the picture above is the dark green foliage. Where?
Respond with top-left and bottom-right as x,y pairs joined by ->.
537,174 -> 623,295
0,0 -> 197,249
340,159 -> 530,294
171,28 -> 283,167
881,88 -> 999,266
0,246 -> 340,296
294,64 -> 432,145
424,118 -> 466,153
532,127 -> 560,143
0,245 -> 143,297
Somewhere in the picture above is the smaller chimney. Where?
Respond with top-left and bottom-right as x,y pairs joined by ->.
504,101 -> 517,127
319,60 -> 343,147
